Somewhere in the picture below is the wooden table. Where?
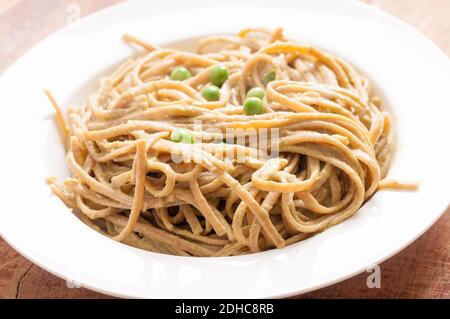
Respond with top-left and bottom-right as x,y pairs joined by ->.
0,0 -> 448,299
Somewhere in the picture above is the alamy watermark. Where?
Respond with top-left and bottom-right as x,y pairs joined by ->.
66,4 -> 81,25
65,267 -> 81,289
170,120 -> 280,165
366,264 -> 381,289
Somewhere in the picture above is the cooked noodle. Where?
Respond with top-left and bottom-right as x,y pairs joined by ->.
47,28 -> 417,257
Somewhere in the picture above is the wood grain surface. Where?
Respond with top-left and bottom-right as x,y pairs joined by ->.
0,0 -> 448,299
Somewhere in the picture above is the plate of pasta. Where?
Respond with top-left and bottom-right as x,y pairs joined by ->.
0,0 -> 448,298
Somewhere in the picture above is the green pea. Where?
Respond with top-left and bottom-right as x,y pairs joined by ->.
202,85 -> 220,101
170,67 -> 191,81
210,65 -> 229,87
247,87 -> 265,99
244,97 -> 264,115
264,69 -> 276,83
170,128 -> 195,144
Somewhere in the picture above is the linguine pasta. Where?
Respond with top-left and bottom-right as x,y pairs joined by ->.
47,28 -> 417,257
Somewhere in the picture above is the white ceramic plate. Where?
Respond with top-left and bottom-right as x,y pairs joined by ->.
0,0 -> 449,299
